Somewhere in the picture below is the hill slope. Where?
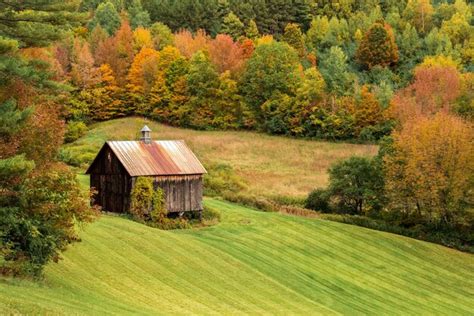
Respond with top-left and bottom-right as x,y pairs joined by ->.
1,199 -> 473,315
64,117 -> 377,198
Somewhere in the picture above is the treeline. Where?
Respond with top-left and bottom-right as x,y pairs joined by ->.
50,0 -> 473,142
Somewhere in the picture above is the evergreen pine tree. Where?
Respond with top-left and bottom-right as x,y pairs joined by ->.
128,0 -> 151,29
88,1 -> 121,35
221,12 -> 245,40
245,20 -> 260,40
282,23 -> 306,57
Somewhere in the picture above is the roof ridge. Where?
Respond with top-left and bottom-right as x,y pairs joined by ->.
95,140 -> 206,176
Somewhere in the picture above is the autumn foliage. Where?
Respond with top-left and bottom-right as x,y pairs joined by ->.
208,34 -> 244,74
356,22 -> 399,69
384,112 -> 474,226
173,29 -> 210,58
391,64 -> 462,123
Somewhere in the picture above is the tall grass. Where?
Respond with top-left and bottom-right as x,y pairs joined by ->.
64,117 -> 377,199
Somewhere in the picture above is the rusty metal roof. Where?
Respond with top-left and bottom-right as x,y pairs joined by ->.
88,140 -> 207,177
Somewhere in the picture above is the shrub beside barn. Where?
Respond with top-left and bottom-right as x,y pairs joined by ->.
86,126 -> 206,217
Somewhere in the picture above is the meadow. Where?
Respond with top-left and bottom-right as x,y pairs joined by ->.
65,117 -> 377,199
1,199 -> 473,315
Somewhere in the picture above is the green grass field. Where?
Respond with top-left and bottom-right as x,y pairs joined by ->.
1,199 -> 473,315
64,117 -> 377,198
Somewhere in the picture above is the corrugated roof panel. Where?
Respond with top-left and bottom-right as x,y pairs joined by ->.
103,140 -> 206,177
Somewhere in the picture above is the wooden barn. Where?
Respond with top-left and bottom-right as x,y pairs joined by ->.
85,126 -> 207,216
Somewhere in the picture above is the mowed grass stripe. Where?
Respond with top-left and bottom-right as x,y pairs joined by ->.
200,200 -> 474,314
83,222 -> 225,314
74,217 -> 316,314
194,214 -> 405,314
244,200 -> 474,312
48,237 -> 186,314
204,224 -> 422,313
0,199 -> 473,315
276,217 -> 470,306
268,219 -> 468,313
107,220 -> 319,315
161,233 -> 318,314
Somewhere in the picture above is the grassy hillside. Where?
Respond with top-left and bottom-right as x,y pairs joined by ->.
64,117 -> 377,199
1,199 -> 473,315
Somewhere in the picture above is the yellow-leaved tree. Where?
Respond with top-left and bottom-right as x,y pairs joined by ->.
126,47 -> 159,114
384,112 -> 474,226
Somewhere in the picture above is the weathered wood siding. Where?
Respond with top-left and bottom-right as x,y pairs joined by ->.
89,146 -> 132,213
153,175 -> 203,212
88,145 -> 204,214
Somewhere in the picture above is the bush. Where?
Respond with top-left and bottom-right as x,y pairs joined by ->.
195,206 -> 222,226
202,206 -> 221,222
64,121 -> 88,143
150,217 -> 191,230
305,188 -> 331,213
129,177 -> 193,230
130,177 -> 165,221
58,148 -> 96,167
358,120 -> 395,142
204,163 -> 247,197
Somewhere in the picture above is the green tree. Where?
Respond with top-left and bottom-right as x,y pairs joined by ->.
322,17 -> 350,48
397,23 -> 422,70
290,67 -> 326,135
88,1 -> 121,35
213,71 -> 247,129
282,23 -> 306,57
319,46 -> 353,97
327,156 -> 384,214
221,12 -> 244,40
128,0 -> 151,29
187,51 -> 220,128
240,42 -> 301,120
424,27 -> 456,58
440,12 -> 472,46
150,22 -> 174,50
245,20 -> 260,40
356,21 -> 399,69
306,16 -> 330,51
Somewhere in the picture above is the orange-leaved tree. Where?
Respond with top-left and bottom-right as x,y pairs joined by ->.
173,29 -> 209,59
353,85 -> 385,136
70,38 -> 99,88
95,19 -> 135,87
208,34 -> 245,74
391,62 -> 461,124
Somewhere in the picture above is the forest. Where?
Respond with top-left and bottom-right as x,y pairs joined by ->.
62,0 -> 473,141
0,0 -> 473,277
